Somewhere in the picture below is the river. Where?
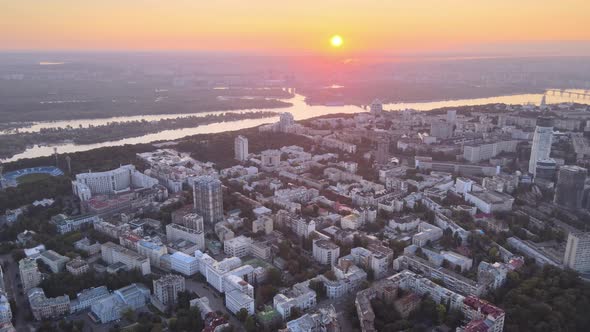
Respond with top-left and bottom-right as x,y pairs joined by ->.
2,89 -> 589,163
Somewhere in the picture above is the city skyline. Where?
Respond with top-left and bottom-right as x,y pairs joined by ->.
2,2 -> 590,331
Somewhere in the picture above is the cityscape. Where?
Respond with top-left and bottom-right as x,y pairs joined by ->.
1,1 -> 590,332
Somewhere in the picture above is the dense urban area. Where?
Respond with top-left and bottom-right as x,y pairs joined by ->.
2,96 -> 590,332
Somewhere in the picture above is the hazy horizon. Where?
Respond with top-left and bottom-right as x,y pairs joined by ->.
3,1 -> 590,56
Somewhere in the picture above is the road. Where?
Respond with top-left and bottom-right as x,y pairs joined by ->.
0,253 -> 36,331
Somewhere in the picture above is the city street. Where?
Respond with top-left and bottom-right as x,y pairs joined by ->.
0,253 -> 36,331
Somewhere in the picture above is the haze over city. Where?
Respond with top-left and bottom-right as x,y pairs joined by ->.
1,2 -> 590,332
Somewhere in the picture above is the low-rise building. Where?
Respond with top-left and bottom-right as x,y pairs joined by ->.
252,215 -> 274,235
357,270 -> 505,332
347,244 -> 393,279
225,288 -> 255,316
464,190 -> 514,214
51,214 -> 101,234
74,237 -> 102,255
93,220 -> 131,240
388,216 -> 421,232
463,140 -> 518,163
170,251 -> 199,276
506,237 -> 561,267
477,261 -> 509,291
459,296 -> 506,332
441,251 -> 473,272
204,257 -> 243,293
39,250 -> 70,273
90,283 -> 151,323
284,306 -> 339,332
0,293 -> 13,326
101,242 -> 151,275
137,239 -> 167,268
274,281 -> 317,319
412,222 -> 443,247
251,241 -> 272,260
340,213 -> 362,230
393,254 -> 485,296
66,258 -> 90,276
319,261 -> 367,299
70,286 -> 110,313
224,235 -> 253,258
28,288 -> 70,320
166,223 -> 205,251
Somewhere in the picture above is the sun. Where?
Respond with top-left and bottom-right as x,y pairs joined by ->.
330,35 -> 343,48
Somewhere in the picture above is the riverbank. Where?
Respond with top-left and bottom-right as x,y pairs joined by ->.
2,89 -> 589,163
0,96 -> 292,127
0,111 -> 277,160
299,82 -> 545,106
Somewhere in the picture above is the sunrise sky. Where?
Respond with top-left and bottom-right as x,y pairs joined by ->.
2,0 -> 590,55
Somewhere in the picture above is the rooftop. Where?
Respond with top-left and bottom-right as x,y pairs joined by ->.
468,190 -> 513,204
463,296 -> 505,318
171,251 -> 197,264
66,258 -> 89,269
314,239 -> 339,250
226,289 -> 253,304
40,250 -> 69,262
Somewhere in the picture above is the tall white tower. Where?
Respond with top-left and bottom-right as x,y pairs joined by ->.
446,110 -> 457,124
234,135 -> 249,161
193,176 -> 223,224
53,147 -> 58,166
540,94 -> 547,109
529,117 -> 553,176
65,155 -> 72,174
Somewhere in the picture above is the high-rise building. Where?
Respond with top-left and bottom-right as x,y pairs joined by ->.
19,258 -> 42,292
234,135 -> 249,161
534,158 -> 557,182
152,274 -> 185,310
370,99 -> 383,114
375,138 -> 390,165
0,265 -> 4,291
554,165 -> 587,209
564,232 -> 590,274
447,110 -> 457,124
529,117 -> 554,176
193,176 -> 224,224
279,112 -> 295,132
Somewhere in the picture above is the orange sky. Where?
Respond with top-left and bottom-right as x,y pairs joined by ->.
2,0 -> 590,55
